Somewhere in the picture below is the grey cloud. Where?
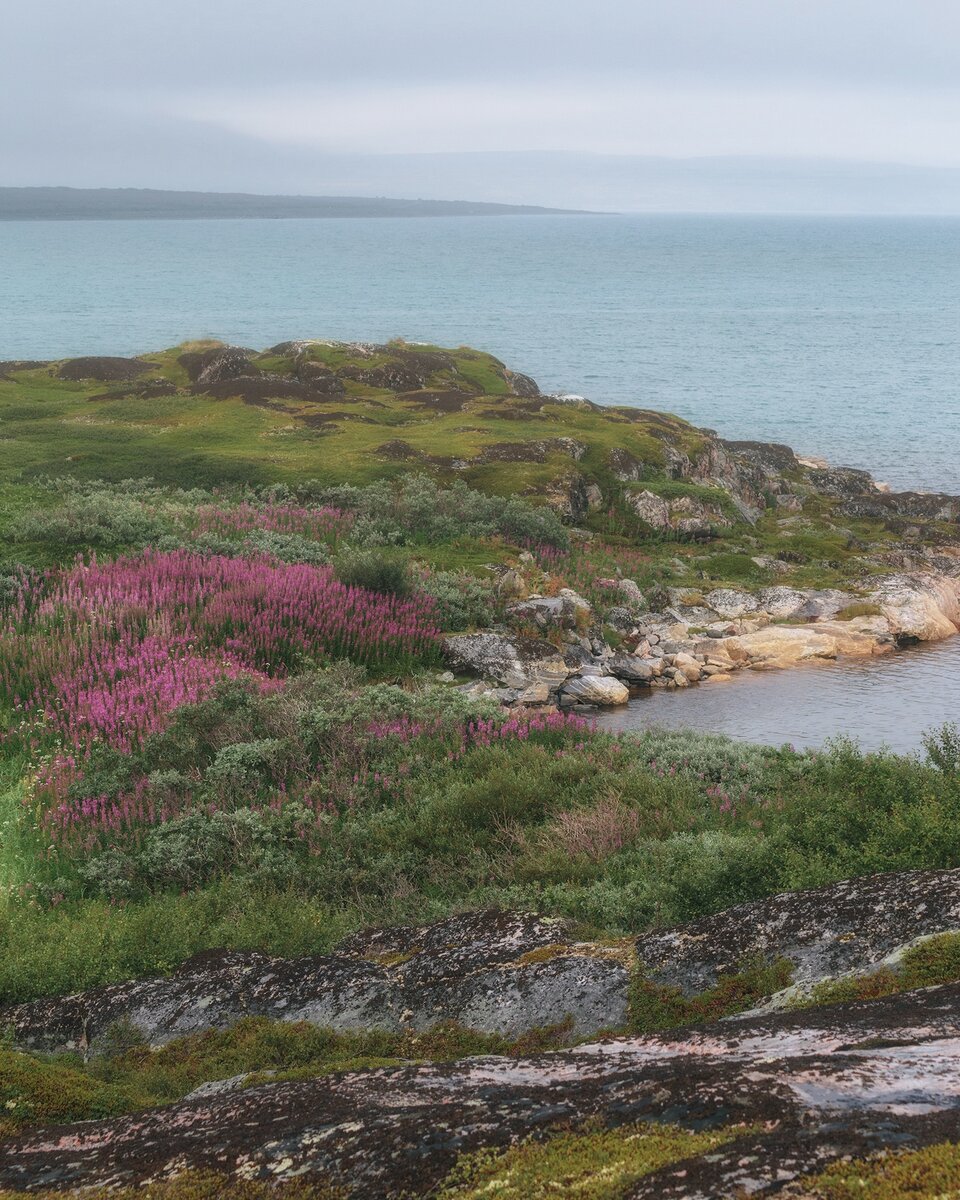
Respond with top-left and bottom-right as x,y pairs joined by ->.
3,0 -> 960,201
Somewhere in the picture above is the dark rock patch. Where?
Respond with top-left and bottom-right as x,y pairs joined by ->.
806,465 -> 878,498
88,380 -> 179,401
399,389 -> 471,413
720,439 -> 802,475
196,377 -> 313,404
55,357 -> 155,382
0,360 -> 49,379
475,438 -> 587,465
375,440 -> 425,461
339,350 -> 455,393
296,361 -> 346,395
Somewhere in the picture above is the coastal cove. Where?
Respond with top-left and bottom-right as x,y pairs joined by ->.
596,634 -> 960,753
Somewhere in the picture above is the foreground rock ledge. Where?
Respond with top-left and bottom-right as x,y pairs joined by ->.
7,868 -> 960,1057
3,985 -> 960,1197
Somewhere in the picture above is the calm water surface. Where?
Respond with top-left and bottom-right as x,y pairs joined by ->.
595,637 -> 960,753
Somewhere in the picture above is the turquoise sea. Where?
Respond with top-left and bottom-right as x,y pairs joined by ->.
2,214 -> 959,493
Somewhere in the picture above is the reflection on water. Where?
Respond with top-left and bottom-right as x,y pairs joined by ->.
594,637 -> 960,753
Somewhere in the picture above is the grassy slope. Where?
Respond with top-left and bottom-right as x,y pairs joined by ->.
0,340 -> 913,592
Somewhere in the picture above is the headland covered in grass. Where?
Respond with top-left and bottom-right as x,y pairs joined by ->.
1,341 -> 960,1196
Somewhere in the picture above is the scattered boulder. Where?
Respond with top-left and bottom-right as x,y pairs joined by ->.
703,587 -> 756,619
179,346 -> 257,386
608,654 -> 655,682
443,633 -> 569,690
560,675 -> 629,706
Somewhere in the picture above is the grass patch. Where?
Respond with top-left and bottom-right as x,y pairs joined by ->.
0,1015 -> 581,1138
627,958 -> 794,1032
437,1120 -> 743,1199
799,1141 -> 960,1198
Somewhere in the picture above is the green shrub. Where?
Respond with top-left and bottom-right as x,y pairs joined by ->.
313,475 -> 568,550
415,568 -> 497,630
334,548 -> 411,596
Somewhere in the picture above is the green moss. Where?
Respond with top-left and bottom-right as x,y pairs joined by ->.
436,1120 -> 742,1198
0,1046 -> 149,1134
799,1141 -> 960,1198
628,958 -> 794,1032
835,602 -> 883,620
0,1173 -> 344,1199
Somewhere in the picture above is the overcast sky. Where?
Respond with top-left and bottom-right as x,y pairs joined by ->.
4,0 -> 960,205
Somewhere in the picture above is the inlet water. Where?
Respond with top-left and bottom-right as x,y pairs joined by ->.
594,637 -> 960,753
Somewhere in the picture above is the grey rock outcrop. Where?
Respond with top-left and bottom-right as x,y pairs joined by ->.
443,632 -> 570,691
4,911 -> 627,1056
636,867 -> 960,998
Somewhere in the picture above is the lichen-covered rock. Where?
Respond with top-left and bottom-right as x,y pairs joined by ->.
5,986 -> 960,1197
703,588 -> 757,619
506,590 -> 592,632
560,674 -> 630,706
635,867 -> 960,998
869,572 -> 960,641
442,633 -> 570,690
3,911 -> 628,1055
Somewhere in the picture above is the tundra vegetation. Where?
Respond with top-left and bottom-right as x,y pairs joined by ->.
1,342 -> 960,1196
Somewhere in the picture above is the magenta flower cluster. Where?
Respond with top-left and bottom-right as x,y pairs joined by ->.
188,502 -> 353,545
0,549 -> 440,758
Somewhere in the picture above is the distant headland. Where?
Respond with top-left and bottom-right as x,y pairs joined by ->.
0,187 -> 590,221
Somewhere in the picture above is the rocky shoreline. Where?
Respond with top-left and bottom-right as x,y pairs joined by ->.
443,419 -> 960,706
444,567 -> 960,708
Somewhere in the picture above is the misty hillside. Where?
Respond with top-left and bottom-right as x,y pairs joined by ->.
0,187 -> 584,221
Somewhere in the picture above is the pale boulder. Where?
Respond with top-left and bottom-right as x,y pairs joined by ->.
561,675 -> 630,706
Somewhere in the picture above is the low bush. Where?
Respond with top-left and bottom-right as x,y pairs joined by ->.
334,548 -> 411,596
